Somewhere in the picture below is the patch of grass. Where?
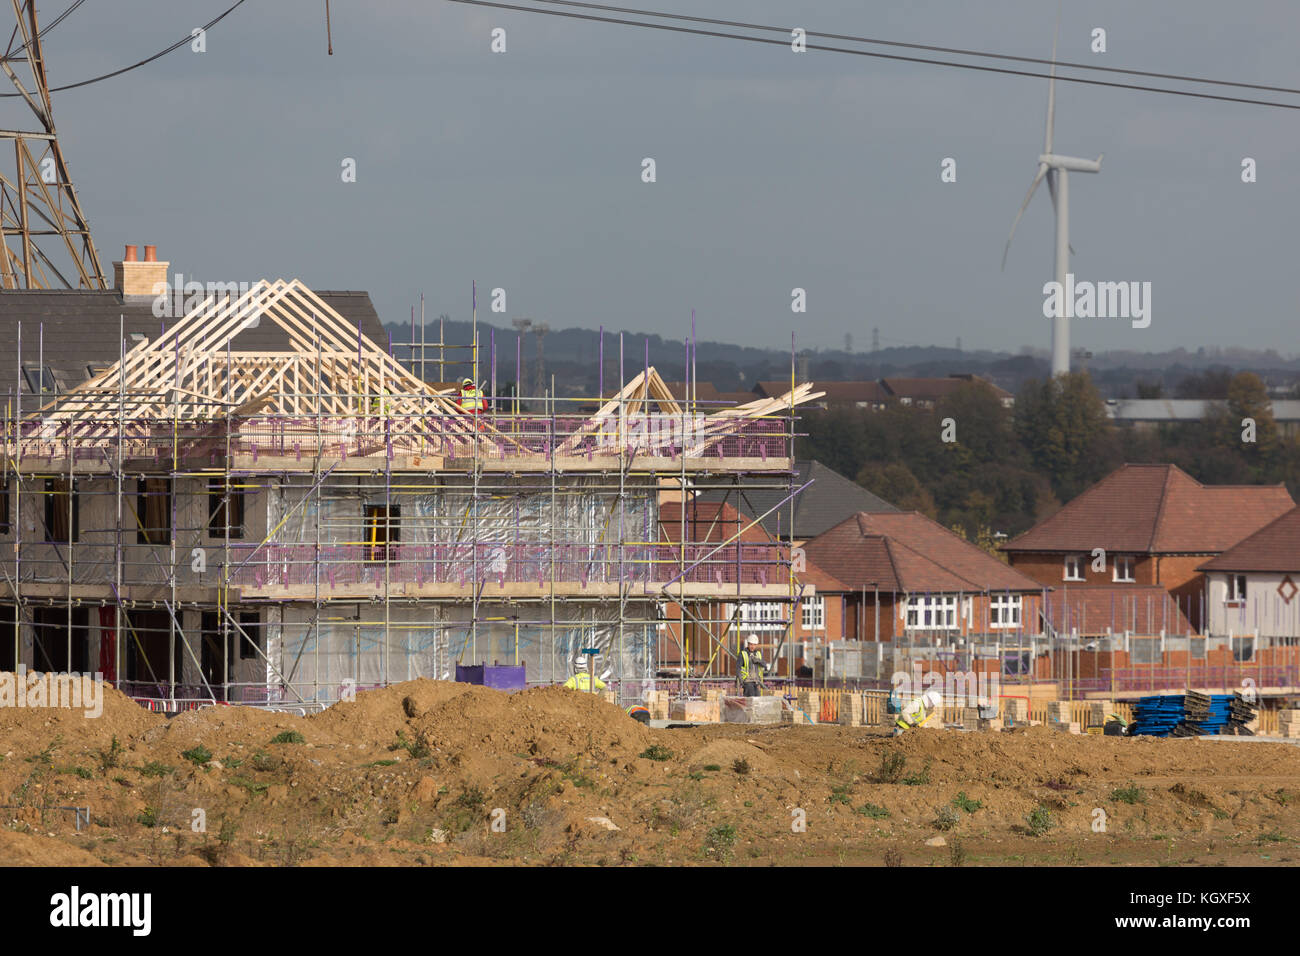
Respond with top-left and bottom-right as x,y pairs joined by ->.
363,759 -> 399,768
26,735 -> 61,766
828,784 -> 853,806
1211,808 -> 1230,820
60,765 -> 93,780
1111,782 -> 1146,805
390,730 -> 432,760
269,730 -> 305,745
952,791 -> 982,813
251,751 -> 277,772
856,802 -> 890,819
1257,830 -> 1287,844
949,839 -> 967,867
455,785 -> 487,812
640,744 -> 674,762
901,758 -> 932,786
933,806 -> 960,832
138,761 -> 174,778
97,735 -> 123,773
703,823 -> 737,863
702,764 -> 722,772
731,758 -> 750,776
688,771 -> 704,781
1026,804 -> 1055,837
112,775 -> 130,787
181,744 -> 213,766
230,776 -> 270,796
875,750 -> 907,784
137,806 -> 159,828
224,757 -> 243,770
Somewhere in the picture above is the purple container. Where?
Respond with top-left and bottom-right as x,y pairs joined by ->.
455,662 -> 527,692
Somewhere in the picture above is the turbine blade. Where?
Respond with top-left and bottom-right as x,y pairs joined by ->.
1002,163 -> 1048,270
1044,2 -> 1061,155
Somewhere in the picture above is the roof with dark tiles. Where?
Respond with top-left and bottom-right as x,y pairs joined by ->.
0,288 -> 388,400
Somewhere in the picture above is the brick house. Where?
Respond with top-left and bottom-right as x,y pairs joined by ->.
798,511 -> 1045,646
1002,463 -> 1294,632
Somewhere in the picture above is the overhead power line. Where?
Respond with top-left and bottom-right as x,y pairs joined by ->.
529,0 -> 1300,97
0,0 -> 249,96
443,0 -> 1300,111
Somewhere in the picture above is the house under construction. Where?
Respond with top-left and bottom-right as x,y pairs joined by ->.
0,270 -> 817,709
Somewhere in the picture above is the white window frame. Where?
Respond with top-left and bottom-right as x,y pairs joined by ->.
800,595 -> 825,631
1064,554 -> 1085,582
737,601 -> 785,633
1112,554 -> 1135,583
1227,574 -> 1247,604
989,593 -> 1022,630
905,594 -> 958,631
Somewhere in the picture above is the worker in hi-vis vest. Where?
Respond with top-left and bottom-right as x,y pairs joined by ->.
894,689 -> 942,736
563,656 -> 607,692
457,378 -> 486,414
737,634 -> 766,697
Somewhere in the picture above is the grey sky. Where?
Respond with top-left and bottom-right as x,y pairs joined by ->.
31,0 -> 1300,355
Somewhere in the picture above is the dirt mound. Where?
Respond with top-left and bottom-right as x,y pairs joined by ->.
0,674 -> 160,754
0,828 -> 105,866
685,739 -> 775,774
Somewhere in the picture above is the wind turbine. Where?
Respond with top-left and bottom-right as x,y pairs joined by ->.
1002,16 -> 1103,377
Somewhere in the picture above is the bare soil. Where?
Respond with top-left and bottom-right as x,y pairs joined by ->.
3,676 -> 1299,867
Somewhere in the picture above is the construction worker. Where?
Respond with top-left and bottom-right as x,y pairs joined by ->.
894,688 -> 942,736
457,377 -> 486,415
625,704 -> 651,725
563,656 -> 607,692
738,634 -> 766,697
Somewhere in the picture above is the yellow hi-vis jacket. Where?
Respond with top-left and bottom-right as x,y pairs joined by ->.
739,649 -> 765,683
563,671 -> 606,691
896,695 -> 933,730
458,384 -> 486,413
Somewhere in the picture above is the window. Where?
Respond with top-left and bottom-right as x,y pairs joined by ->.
136,478 -> 171,545
737,601 -> 785,632
1063,554 -> 1084,581
44,478 -> 78,543
238,611 -> 262,660
1112,555 -> 1135,583
364,504 -> 401,561
207,478 -> 245,539
22,364 -> 56,396
989,593 -> 1022,629
801,595 -> 825,631
905,594 -> 958,630
1227,574 -> 1247,603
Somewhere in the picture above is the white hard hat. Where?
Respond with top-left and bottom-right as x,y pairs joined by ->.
745,635 -> 759,646
922,689 -> 942,709
573,657 -> 588,669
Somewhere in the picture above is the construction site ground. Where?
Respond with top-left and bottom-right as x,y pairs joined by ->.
3,678 -> 1300,867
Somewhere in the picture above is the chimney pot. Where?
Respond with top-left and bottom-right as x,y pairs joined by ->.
124,245 -> 138,262
143,244 -> 157,263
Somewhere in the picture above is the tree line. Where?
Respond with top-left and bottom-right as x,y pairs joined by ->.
797,371 -> 1300,542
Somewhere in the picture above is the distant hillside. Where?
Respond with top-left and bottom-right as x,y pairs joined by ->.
383,317 -> 1300,399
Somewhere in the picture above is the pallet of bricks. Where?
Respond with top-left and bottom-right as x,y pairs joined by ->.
838,692 -> 865,727
1045,700 -> 1081,734
646,689 -> 670,721
1001,697 -> 1029,727
782,689 -> 819,725
959,704 -> 1003,732
1275,707 -> 1300,739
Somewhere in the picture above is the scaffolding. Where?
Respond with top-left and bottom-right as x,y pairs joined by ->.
1,279 -> 820,709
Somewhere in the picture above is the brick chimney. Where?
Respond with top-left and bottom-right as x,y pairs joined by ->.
113,243 -> 169,297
